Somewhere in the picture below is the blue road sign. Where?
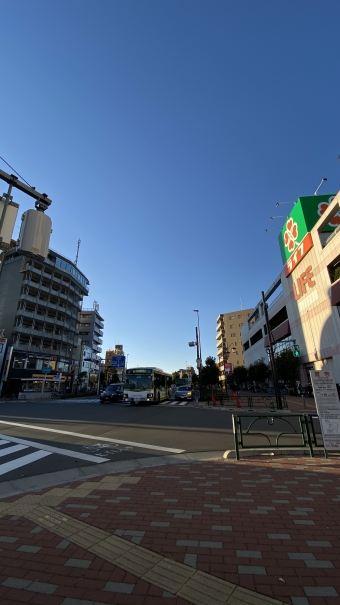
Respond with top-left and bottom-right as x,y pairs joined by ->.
111,356 -> 126,368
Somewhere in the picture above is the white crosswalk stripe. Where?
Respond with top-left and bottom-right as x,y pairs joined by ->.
0,450 -> 51,476
0,429 -> 112,477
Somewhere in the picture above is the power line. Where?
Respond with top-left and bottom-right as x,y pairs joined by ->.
0,155 -> 32,188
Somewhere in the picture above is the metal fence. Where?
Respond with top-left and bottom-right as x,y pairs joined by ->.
232,412 -> 322,460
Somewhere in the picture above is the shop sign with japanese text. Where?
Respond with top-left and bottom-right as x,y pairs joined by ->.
310,369 -> 340,451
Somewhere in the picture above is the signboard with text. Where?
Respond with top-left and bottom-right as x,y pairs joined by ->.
278,195 -> 337,272
111,355 -> 126,368
310,369 -> 340,451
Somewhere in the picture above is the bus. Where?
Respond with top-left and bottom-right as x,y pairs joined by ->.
124,367 -> 171,404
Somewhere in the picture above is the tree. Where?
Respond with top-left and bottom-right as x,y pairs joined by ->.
76,371 -> 88,393
172,371 -> 180,383
110,370 -> 120,383
248,358 -> 268,383
275,349 -> 298,384
201,356 -> 220,391
191,371 -> 199,385
233,365 -> 247,386
182,373 -> 188,379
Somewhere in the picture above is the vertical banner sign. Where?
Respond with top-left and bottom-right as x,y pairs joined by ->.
310,369 -> 340,451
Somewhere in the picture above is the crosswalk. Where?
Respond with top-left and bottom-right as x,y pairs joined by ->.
160,400 -> 189,406
0,432 -> 112,478
0,438 -> 51,476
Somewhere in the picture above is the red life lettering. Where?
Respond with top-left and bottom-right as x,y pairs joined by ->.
293,266 -> 315,300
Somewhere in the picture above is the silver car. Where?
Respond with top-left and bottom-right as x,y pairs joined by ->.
174,386 -> 195,401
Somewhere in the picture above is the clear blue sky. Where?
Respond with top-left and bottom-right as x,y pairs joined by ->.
1,0 -> 340,373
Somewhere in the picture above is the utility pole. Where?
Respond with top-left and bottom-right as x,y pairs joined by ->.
261,291 -> 282,409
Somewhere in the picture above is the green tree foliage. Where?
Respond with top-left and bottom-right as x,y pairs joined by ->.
275,349 -> 298,383
172,371 -> 180,383
248,358 -> 268,382
76,371 -> 88,386
201,356 -> 220,389
191,371 -> 199,385
233,365 -> 247,386
110,370 -> 120,383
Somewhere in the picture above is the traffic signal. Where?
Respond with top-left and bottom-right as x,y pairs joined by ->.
293,345 -> 300,357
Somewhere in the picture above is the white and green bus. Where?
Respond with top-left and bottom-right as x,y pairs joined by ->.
124,367 -> 171,404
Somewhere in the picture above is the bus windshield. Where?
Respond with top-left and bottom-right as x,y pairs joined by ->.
124,374 -> 152,390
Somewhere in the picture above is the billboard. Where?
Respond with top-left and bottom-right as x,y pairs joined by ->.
224,363 -> 232,373
278,194 -> 337,266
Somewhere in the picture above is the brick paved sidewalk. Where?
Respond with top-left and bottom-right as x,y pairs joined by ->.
0,455 -> 339,605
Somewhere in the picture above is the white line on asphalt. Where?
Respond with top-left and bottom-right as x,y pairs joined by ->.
179,402 -> 187,406
0,439 -> 10,447
0,450 -> 51,476
0,422 -> 185,454
0,433 -> 110,464
0,444 -> 28,457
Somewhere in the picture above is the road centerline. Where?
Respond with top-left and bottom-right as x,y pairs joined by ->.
0,420 -> 185,454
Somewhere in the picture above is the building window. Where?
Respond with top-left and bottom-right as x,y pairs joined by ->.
13,357 -> 25,369
231,333 -> 236,337
237,315 -> 241,319
230,324 -> 234,328
229,316 -> 234,320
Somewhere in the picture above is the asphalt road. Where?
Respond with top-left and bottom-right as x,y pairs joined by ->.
0,398 -> 236,482
0,398 -> 309,483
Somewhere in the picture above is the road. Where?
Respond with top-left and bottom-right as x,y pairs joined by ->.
0,398 -> 310,484
0,397 -> 235,482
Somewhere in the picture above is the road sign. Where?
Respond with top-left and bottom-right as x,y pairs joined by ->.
42,366 -> 51,374
111,356 -> 126,368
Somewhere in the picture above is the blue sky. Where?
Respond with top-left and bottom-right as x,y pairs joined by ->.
1,0 -> 340,373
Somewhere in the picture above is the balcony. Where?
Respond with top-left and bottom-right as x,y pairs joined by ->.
13,325 -> 34,335
19,293 -> 37,305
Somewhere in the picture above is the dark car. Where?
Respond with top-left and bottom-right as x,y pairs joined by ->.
174,385 -> 195,401
100,384 -> 124,404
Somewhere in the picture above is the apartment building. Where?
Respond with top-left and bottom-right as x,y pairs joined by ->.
216,308 -> 253,380
0,248 -> 89,396
104,345 -> 125,382
77,304 -> 104,385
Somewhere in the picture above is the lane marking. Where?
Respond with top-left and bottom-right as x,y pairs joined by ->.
0,444 -> 28,458
0,450 -> 51,476
0,422 -> 185,454
0,433 -> 110,464
0,439 -> 10,446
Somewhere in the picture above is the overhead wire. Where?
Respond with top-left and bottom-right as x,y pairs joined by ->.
0,155 -> 32,187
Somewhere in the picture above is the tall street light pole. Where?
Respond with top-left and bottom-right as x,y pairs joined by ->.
193,310 -> 203,399
261,291 -> 282,410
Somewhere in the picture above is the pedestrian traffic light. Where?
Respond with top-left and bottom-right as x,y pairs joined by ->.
293,345 -> 300,357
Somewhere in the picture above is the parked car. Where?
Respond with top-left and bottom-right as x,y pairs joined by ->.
100,384 -> 124,404
174,385 -> 195,401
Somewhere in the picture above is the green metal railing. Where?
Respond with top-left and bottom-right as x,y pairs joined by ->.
232,413 -> 315,460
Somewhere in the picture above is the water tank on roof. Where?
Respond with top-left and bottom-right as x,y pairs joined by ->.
17,209 -> 52,260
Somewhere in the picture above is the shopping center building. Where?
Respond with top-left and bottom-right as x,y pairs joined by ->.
242,191 -> 340,388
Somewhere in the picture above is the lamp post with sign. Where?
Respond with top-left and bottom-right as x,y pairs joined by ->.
188,310 -> 203,399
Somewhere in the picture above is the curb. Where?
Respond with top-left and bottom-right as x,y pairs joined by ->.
223,447 -> 325,459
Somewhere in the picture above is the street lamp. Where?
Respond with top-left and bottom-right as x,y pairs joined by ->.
188,310 -> 203,398
261,291 -> 282,409
222,343 -> 236,388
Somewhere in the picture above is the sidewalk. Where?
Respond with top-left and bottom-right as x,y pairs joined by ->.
0,453 -> 339,605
